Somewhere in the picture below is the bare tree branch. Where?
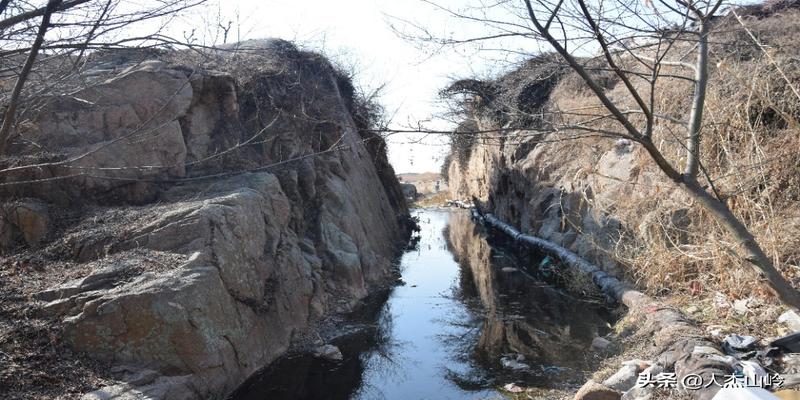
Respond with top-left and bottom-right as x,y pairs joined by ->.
404,0 -> 800,310
0,0 -> 61,154
0,0 -> 89,31
684,20 -> 709,178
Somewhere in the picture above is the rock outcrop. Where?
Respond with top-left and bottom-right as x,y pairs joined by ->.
443,7 -> 800,294
446,124 -> 667,276
0,41 -> 410,399
443,53 -> 693,279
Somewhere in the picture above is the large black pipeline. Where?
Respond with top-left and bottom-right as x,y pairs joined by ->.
468,206 -> 729,400
471,208 -> 646,308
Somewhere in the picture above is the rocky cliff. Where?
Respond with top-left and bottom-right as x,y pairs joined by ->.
0,40 -> 410,399
445,78 -> 667,279
444,8 -> 800,297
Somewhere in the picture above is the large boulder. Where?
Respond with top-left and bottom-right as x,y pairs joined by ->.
5,61 -> 194,203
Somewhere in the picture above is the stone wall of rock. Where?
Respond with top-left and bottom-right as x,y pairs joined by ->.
0,41 -> 410,399
446,115 -> 685,278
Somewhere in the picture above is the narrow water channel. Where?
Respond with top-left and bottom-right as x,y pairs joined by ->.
231,209 -> 615,399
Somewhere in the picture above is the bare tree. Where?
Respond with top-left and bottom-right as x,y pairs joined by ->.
401,0 -> 800,309
0,0 -> 62,154
0,0 -> 206,154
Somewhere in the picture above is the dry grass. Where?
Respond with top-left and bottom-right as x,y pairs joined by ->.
453,7 -> 800,328
553,12 -> 800,331
601,11 -> 800,307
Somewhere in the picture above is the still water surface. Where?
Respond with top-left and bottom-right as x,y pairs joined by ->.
232,209 -> 614,399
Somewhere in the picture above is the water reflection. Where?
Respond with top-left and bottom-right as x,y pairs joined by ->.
446,211 -> 614,389
230,209 -> 614,400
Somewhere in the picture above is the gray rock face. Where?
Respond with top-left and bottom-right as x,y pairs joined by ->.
3,46 -> 410,398
446,115 -> 683,277
602,361 -> 645,392
0,198 -> 49,252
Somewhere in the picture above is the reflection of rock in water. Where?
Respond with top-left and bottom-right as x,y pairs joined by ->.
233,210 -> 614,398
446,211 -> 613,386
230,328 -> 376,400
230,290 -> 397,400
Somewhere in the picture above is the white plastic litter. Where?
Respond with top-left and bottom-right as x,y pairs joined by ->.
778,309 -> 800,331
740,360 -> 769,382
711,387 -> 779,400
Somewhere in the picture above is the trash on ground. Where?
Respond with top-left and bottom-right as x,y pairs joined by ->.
770,332 -> 800,353
502,383 -> 525,393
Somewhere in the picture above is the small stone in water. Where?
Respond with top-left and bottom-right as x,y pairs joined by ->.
502,383 -> 525,393
313,344 -> 343,361
501,356 -> 530,370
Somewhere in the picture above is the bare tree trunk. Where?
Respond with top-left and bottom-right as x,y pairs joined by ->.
678,18 -> 800,309
680,178 -> 800,309
519,0 -> 800,310
685,22 -> 710,178
0,0 -> 12,15
0,0 -> 62,155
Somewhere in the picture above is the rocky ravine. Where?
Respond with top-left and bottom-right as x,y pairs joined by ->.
446,124 -> 648,278
0,41 -> 410,399
444,55 -> 707,282
444,6 -> 800,295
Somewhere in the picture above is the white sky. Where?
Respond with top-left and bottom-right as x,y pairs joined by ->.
174,0 -> 533,174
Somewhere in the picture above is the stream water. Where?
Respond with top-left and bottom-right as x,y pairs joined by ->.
231,209 -> 616,399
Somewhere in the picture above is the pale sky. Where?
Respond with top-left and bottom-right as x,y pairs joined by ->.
173,0 -> 534,174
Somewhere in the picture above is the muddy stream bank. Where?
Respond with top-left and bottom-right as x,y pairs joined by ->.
231,209 -> 618,399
